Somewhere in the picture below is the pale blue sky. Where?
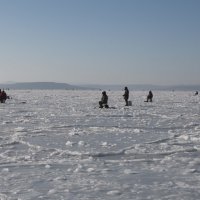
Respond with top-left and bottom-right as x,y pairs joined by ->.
0,0 -> 199,85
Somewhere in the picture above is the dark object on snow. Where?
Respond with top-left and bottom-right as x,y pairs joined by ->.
99,91 -> 109,108
123,87 -> 129,106
146,90 -> 153,102
0,89 -> 8,103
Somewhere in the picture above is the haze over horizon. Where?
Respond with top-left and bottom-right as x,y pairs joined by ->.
1,0 -> 200,85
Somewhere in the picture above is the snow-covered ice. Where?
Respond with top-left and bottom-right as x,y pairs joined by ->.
0,90 -> 200,200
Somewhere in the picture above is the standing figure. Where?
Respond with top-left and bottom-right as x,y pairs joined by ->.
123,87 -> 129,106
99,91 -> 109,108
147,90 -> 153,102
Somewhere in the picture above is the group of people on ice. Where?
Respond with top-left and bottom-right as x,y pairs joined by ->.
0,89 -> 8,103
99,87 -> 153,108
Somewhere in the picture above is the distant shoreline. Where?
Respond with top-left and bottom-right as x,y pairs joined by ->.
0,82 -> 199,91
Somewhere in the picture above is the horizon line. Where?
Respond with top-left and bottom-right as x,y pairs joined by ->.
1,81 -> 200,87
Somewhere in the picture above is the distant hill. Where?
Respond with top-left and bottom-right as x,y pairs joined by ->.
0,82 -> 199,91
80,84 -> 200,91
0,82 -> 92,90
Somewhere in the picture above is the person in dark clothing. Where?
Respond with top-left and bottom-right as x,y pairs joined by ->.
123,87 -> 129,106
0,90 -> 7,103
195,91 -> 198,95
0,89 -> 2,103
99,91 -> 109,108
147,90 -> 153,102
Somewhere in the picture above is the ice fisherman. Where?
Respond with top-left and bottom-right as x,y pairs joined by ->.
99,91 -> 109,108
146,90 -> 153,102
0,89 -> 8,103
123,86 -> 129,106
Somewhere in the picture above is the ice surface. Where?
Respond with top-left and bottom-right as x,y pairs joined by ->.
0,90 -> 200,199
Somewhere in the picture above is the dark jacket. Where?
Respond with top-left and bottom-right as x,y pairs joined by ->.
101,93 -> 108,104
123,88 -> 129,100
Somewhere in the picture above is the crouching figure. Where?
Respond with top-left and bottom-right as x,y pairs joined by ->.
99,91 -> 109,108
147,90 -> 153,102
0,89 -> 8,103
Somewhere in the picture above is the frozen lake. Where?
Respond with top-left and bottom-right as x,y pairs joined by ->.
0,90 -> 200,200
